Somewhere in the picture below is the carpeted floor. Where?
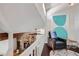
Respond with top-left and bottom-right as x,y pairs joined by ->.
50,49 -> 79,56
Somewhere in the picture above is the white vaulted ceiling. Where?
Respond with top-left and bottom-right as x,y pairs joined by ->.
45,3 -> 62,11
0,3 -> 76,33
0,3 -> 45,33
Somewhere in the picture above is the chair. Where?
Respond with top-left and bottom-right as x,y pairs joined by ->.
54,37 -> 67,50
48,31 -> 67,50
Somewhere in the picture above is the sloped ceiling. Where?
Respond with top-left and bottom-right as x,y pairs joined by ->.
35,3 -> 47,26
45,3 -> 62,11
0,3 -> 45,33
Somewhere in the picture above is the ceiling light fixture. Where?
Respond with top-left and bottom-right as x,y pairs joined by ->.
69,3 -> 74,6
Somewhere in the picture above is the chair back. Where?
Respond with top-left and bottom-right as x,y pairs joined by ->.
51,31 -> 57,39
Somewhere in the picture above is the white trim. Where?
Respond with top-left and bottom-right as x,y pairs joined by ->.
42,3 -> 46,16
47,4 -> 69,19
6,32 -> 13,56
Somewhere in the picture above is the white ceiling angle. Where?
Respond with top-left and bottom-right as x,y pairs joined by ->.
46,3 -> 74,19
0,4 -> 45,33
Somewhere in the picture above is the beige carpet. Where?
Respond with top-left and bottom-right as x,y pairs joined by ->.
50,49 -> 79,56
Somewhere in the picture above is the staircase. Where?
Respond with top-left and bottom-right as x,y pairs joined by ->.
19,33 -> 47,56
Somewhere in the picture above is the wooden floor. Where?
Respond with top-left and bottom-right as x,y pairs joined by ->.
41,43 -> 79,56
41,43 -> 52,56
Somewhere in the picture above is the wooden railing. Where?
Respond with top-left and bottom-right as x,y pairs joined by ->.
19,34 -> 45,56
0,33 -> 8,41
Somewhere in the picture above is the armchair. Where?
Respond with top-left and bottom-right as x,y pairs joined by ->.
54,37 -> 67,50
48,31 -> 67,50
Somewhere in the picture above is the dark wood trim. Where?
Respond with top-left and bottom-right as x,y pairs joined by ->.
13,33 -> 24,39
0,33 -> 8,41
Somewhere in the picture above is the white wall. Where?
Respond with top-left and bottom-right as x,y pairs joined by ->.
71,4 -> 79,44
0,40 -> 8,55
0,4 -> 45,33
47,4 -> 79,45
62,4 -> 79,44
47,6 -> 70,39
0,28 -> 5,33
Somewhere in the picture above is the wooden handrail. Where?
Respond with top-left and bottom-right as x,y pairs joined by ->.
0,33 -> 8,41
19,35 -> 44,56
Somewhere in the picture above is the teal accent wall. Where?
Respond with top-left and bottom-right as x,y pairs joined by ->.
53,27 -> 68,39
53,15 -> 66,26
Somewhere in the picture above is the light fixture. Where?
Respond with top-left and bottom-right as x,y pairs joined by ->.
69,3 -> 74,6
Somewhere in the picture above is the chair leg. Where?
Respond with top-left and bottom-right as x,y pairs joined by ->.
66,46 -> 68,52
52,44 -> 55,55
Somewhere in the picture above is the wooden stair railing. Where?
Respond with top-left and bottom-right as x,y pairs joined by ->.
19,34 -> 45,56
